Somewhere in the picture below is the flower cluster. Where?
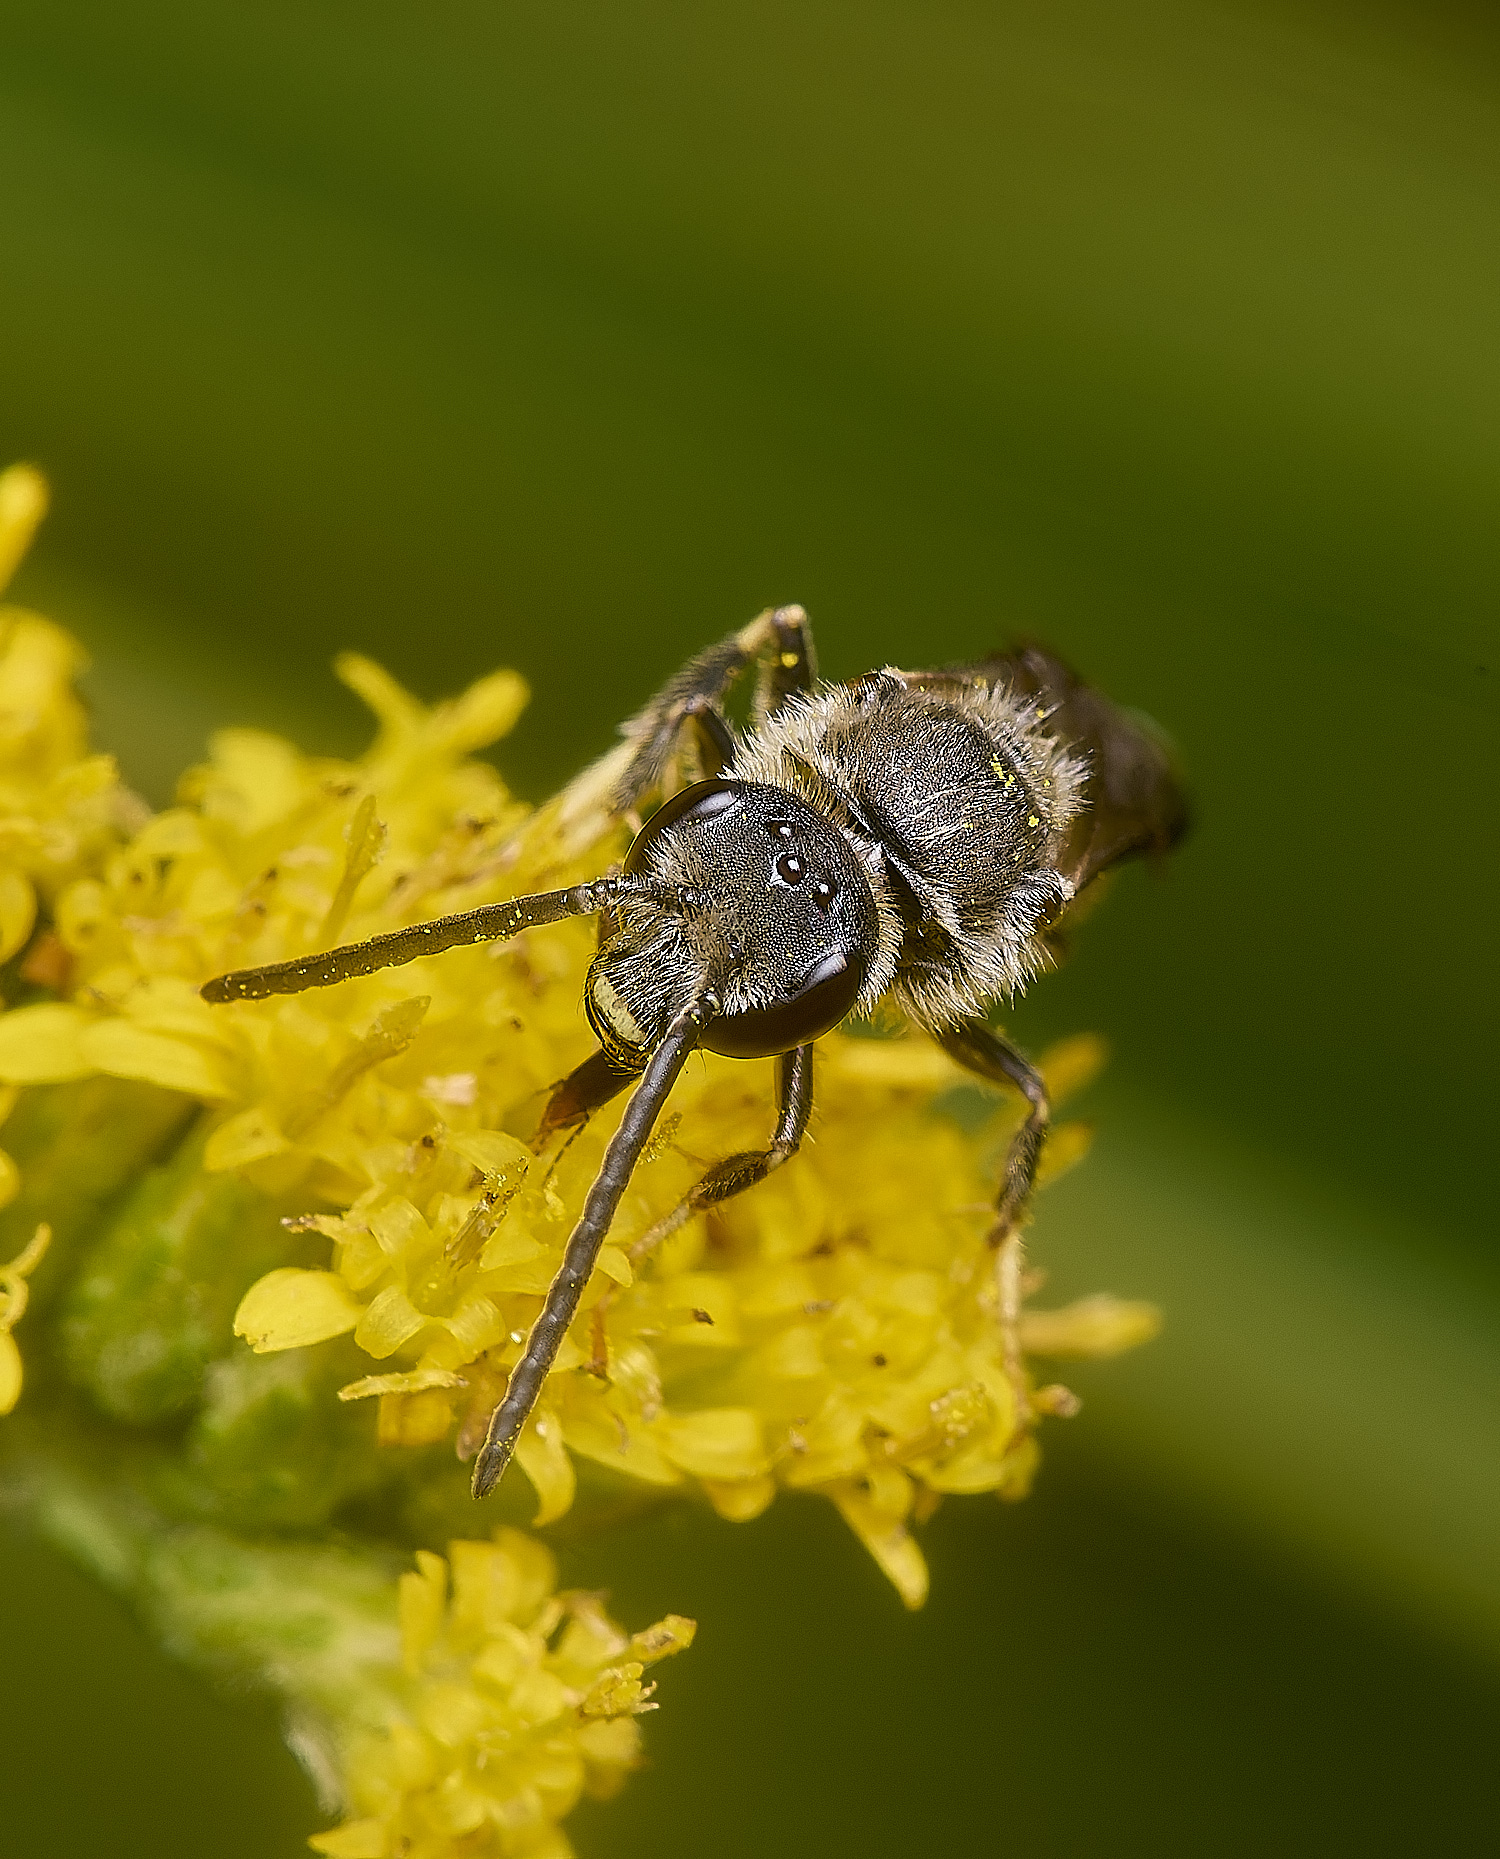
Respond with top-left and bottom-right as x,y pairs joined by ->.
0,462 -> 1166,1854
313,1529 -> 694,1859
0,468 -> 1156,1614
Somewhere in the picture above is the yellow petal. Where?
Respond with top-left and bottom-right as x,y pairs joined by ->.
80,1020 -> 232,1098
829,1480 -> 930,1610
595,1245 -> 632,1287
1034,1119 -> 1094,1189
576,1715 -> 642,1770
131,808 -> 206,858
824,1034 -> 958,1091
445,1128 -> 532,1177
399,1549 -> 447,1674
308,1818 -> 389,1858
198,728 -> 305,834
513,1407 -> 577,1526
562,1412 -> 683,1487
495,1527 -> 560,1621
354,1286 -> 427,1359
0,869 -> 36,964
376,1388 -> 454,1446
507,1668 -> 571,1728
335,653 -> 424,733
0,1149 -> 19,1213
203,1106 -> 289,1173
656,1408 -> 768,1481
437,669 -> 529,753
0,1002 -> 93,1082
1020,1293 -> 1163,1358
0,1329 -> 22,1414
1038,1032 -> 1109,1104
367,1196 -> 429,1255
338,1368 -> 467,1402
120,977 -> 235,1045
234,1268 -> 362,1353
478,1229 -> 544,1273
701,1475 -> 776,1522
0,463 -> 48,595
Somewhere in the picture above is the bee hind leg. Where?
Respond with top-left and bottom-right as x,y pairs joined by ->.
934,1020 -> 1051,1438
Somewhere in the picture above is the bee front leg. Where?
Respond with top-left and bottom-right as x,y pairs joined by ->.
615,606 -> 823,807
550,608 -> 821,854
934,1020 -> 1051,1438
533,1046 -> 638,1147
471,1002 -> 710,1499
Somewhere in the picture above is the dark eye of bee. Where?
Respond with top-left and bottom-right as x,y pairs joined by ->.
703,948 -> 866,1059
775,852 -> 806,885
812,877 -> 837,910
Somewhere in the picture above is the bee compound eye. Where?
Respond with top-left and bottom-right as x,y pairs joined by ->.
623,779 -> 742,875
702,948 -> 867,1059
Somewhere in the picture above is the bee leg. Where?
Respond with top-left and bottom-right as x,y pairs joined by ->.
533,1045 -> 638,1147
749,604 -> 819,725
472,1000 -> 710,1499
682,695 -> 737,779
600,1046 -> 815,1325
934,1020 -> 1051,1437
584,1047 -> 814,1379
608,606 -> 821,812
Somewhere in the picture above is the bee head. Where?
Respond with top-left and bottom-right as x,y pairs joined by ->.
585,779 -> 878,1062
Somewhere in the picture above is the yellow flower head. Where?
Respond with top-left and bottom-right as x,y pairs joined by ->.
0,469 -> 1158,1616
314,1528 -> 693,1859
0,465 -> 139,978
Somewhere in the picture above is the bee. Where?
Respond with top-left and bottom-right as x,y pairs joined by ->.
202,607 -> 1186,1500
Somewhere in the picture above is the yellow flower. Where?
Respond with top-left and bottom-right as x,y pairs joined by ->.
313,1528 -> 693,1859
0,464 -> 138,966
0,466 -> 1158,1613
0,1220 -> 51,1413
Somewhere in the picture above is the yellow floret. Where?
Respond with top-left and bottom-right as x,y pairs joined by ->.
311,1529 -> 693,1859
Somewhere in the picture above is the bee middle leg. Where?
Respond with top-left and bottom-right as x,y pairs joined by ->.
934,1019 -> 1051,1435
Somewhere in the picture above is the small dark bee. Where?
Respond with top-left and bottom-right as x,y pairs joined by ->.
202,608 -> 1186,1500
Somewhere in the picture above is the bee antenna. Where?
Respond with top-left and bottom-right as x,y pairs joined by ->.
471,995 -> 715,1497
201,875 -> 694,1004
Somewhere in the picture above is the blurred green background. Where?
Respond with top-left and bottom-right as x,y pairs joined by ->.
2,0 -> 1498,1852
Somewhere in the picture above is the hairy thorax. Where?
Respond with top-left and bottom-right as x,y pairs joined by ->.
732,670 -> 1086,1028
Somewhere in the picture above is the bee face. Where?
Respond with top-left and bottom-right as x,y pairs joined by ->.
583,779 -> 877,1063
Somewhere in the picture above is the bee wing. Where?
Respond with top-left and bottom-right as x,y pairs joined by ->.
905,645 -> 1189,893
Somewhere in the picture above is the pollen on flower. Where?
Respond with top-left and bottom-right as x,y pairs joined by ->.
309,1529 -> 694,1859
0,464 -> 1160,1610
